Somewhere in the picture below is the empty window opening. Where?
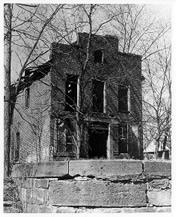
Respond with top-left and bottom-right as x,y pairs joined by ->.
92,79 -> 104,113
118,85 -> 128,112
88,128 -> 108,159
94,50 -> 103,63
65,74 -> 78,112
25,87 -> 30,108
15,132 -> 20,162
118,124 -> 128,153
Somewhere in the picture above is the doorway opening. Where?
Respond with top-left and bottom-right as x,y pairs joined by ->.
88,123 -> 108,159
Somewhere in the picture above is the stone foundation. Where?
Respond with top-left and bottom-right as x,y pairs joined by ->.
11,160 -> 171,213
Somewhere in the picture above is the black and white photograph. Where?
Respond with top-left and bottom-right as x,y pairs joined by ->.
3,0 -> 173,213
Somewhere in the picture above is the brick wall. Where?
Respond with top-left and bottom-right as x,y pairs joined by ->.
51,34 -> 142,120
51,34 -> 143,159
11,160 -> 171,213
11,33 -> 143,162
11,73 -> 52,163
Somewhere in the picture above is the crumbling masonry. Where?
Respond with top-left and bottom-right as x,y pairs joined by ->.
11,33 -> 143,163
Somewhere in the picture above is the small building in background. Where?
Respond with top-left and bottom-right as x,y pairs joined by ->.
144,139 -> 170,160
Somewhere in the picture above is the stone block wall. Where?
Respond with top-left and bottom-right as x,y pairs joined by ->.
11,160 -> 171,213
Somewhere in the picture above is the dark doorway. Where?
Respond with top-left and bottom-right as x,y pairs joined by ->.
88,128 -> 108,159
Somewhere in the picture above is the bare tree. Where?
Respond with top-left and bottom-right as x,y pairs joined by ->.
104,4 -> 171,151
5,4 -> 118,166
143,44 -> 171,155
5,4 -> 171,170
4,3 -> 65,175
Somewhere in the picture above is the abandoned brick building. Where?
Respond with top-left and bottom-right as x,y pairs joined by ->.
11,32 -> 143,163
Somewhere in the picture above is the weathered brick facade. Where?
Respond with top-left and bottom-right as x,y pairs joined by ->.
11,72 -> 52,163
11,32 -> 143,163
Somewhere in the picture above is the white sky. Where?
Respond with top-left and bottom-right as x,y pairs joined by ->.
146,4 -> 171,20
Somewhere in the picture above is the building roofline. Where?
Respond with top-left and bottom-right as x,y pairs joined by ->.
11,34 -> 142,92
117,51 -> 142,59
11,60 -> 52,92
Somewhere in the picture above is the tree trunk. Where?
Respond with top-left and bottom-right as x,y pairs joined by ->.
4,4 -> 12,177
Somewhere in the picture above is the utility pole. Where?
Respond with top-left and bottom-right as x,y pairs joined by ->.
4,4 -> 12,177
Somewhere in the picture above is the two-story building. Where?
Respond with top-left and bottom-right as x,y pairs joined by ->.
11,32 -> 143,163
